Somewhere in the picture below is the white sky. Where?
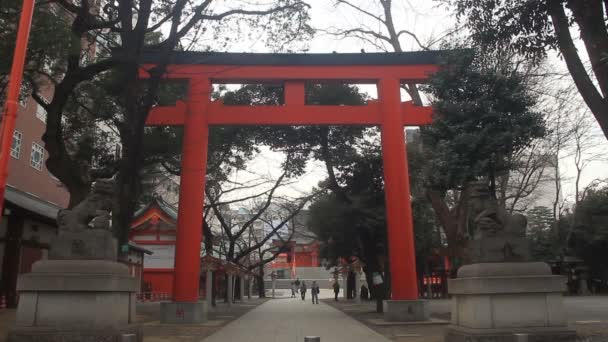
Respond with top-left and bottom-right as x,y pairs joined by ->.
195,0 -> 608,208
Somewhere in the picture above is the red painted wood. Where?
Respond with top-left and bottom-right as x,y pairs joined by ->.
172,78 -> 210,303
130,206 -> 176,228
379,78 -> 419,300
402,101 -> 433,126
131,240 -> 176,246
144,270 -> 174,295
146,101 -> 433,126
284,81 -> 305,105
146,101 -> 187,126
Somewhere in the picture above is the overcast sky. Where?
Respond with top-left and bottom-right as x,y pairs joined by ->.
207,0 -> 608,209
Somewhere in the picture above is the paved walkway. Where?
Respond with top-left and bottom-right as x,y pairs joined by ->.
203,293 -> 390,342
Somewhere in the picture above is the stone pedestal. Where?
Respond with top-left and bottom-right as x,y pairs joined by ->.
383,300 -> 430,322
8,230 -> 141,342
160,301 -> 206,324
445,262 -> 576,342
48,230 -> 118,261
9,260 -> 141,342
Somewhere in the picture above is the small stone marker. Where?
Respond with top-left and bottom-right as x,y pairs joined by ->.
304,336 -> 320,342
513,333 -> 528,342
121,334 -> 137,342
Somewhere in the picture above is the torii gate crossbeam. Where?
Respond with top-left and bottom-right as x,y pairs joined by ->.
141,51 -> 441,321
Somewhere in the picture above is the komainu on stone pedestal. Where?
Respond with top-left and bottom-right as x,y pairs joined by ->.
467,180 -> 529,264
445,182 -> 575,342
9,179 -> 143,342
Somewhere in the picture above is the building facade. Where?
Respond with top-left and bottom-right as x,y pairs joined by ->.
0,88 -> 70,307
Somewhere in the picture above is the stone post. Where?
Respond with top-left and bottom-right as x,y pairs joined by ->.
239,275 -> 246,302
355,272 -> 361,303
248,275 -> 253,300
271,271 -> 277,298
226,274 -> 233,307
205,270 -> 213,312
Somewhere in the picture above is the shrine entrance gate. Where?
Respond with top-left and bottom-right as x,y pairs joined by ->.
142,51 -> 440,304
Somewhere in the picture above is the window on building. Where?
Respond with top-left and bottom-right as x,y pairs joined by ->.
35,103 -> 47,122
30,143 -> 44,170
11,131 -> 22,159
19,84 -> 28,108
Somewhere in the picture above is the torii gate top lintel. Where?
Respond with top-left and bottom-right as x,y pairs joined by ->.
143,51 -> 443,126
140,51 -> 442,83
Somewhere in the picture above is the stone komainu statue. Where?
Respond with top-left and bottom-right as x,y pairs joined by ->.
467,180 -> 530,263
57,179 -> 114,232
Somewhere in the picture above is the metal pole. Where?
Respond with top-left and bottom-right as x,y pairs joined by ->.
0,0 -> 36,211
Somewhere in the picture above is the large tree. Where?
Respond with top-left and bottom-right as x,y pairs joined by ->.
421,48 -> 546,262
445,0 -> 608,141
1,0 -> 312,253
566,184 -> 608,291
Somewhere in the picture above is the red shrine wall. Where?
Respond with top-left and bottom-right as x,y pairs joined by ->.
271,243 -> 320,269
295,252 -> 313,267
142,269 -> 174,295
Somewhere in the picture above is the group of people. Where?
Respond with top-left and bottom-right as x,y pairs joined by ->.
290,278 -> 320,304
289,278 -> 371,304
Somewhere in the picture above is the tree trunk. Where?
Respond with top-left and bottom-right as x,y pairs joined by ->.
549,1 -> 608,141
258,265 -> 266,298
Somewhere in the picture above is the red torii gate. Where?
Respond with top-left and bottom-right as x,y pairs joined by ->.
141,51 -> 439,315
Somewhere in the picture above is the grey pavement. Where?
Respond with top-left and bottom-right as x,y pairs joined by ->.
202,290 -> 390,342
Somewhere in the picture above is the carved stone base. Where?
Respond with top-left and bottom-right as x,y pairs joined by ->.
446,262 -> 575,342
10,260 -> 139,341
8,324 -> 143,342
49,229 -> 117,261
160,301 -> 207,324
383,300 -> 430,322
444,325 -> 576,342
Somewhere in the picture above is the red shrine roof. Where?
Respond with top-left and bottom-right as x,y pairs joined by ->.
131,196 -> 177,231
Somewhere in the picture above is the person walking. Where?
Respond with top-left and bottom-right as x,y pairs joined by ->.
294,278 -> 301,295
333,280 -> 340,301
290,282 -> 296,298
300,281 -> 307,301
311,281 -> 320,304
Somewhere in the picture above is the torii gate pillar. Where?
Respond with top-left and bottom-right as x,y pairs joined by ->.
379,78 -> 429,321
160,77 -> 210,324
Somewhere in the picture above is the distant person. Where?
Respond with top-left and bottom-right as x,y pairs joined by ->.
360,284 -> 369,300
311,281 -> 320,304
295,278 -> 301,294
333,281 -> 340,301
300,281 -> 307,301
291,282 -> 296,298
